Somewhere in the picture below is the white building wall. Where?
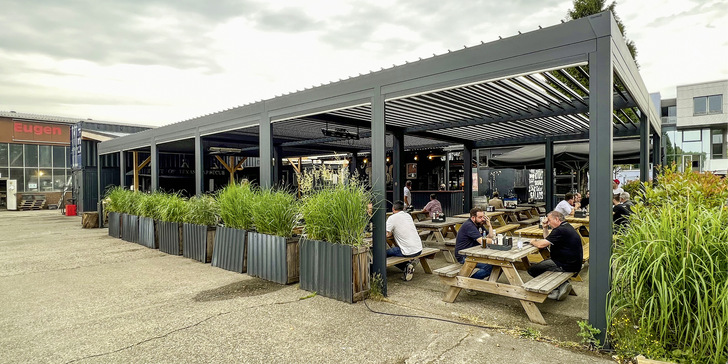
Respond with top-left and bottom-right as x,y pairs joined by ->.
676,80 -> 728,128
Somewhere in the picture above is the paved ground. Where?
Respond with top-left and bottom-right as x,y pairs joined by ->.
0,210 -> 613,363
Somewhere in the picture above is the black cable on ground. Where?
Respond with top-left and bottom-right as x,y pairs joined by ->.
363,299 -> 505,331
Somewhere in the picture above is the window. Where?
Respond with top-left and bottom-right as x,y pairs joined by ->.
683,129 -> 701,142
39,145 -> 52,167
9,144 -> 23,167
9,168 -> 24,191
712,129 -> 725,159
694,95 -> 723,115
0,143 -> 7,167
24,145 -> 38,168
53,169 -> 67,189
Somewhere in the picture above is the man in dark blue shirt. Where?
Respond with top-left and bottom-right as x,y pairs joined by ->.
529,210 -> 583,300
455,207 -> 495,279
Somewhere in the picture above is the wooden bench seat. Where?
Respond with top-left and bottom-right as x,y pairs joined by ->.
433,263 -> 462,278
523,271 -> 576,294
494,224 -> 520,235
517,217 -> 541,226
386,247 -> 439,274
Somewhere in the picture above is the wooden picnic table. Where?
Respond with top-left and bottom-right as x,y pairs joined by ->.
438,242 -> 568,325
453,211 -> 508,227
495,207 -> 534,223
520,202 -> 546,215
414,217 -> 468,262
514,223 -> 584,238
565,216 -> 590,233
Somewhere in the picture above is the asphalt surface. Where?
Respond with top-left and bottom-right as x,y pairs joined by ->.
0,210 -> 613,363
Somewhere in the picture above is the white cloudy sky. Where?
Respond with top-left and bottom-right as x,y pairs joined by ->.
1,0 -> 727,126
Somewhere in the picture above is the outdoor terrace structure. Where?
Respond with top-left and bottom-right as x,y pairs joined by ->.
97,11 -> 661,338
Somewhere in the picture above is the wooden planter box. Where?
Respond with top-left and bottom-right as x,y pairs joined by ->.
299,238 -> 370,303
108,212 -> 121,238
211,226 -> 248,273
183,223 -> 216,263
247,233 -> 300,284
137,217 -> 159,249
158,221 -> 183,256
121,214 -> 139,243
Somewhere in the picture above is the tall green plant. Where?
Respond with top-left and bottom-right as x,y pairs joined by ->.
159,193 -> 189,223
185,195 -> 219,227
608,166 -> 728,363
251,188 -> 298,237
300,166 -> 372,246
217,182 -> 256,230
104,186 -> 127,213
137,192 -> 167,220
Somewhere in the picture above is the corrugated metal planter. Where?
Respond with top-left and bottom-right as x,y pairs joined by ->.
108,212 -> 121,238
158,221 -> 183,255
121,214 -> 139,243
211,226 -> 248,273
299,238 -> 370,303
183,223 -> 216,263
247,233 -> 300,285
137,217 -> 158,249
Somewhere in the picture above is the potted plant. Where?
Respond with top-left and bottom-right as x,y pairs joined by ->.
118,190 -> 140,244
104,186 -> 126,238
158,193 -> 188,256
212,182 -> 256,273
247,187 -> 300,284
182,195 -> 219,263
299,167 -> 372,303
137,192 -> 165,249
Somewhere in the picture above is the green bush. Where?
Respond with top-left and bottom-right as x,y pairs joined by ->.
251,188 -> 298,237
104,186 -> 127,213
217,182 -> 256,230
158,193 -> 189,223
300,167 -> 372,246
621,179 -> 642,199
185,195 -> 219,227
137,192 -> 167,220
609,166 -> 728,363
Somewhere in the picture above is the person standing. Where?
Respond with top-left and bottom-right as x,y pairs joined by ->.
454,207 -> 495,280
421,193 -> 442,218
528,211 -> 583,300
385,200 -> 423,281
612,179 -> 624,195
403,180 -> 413,209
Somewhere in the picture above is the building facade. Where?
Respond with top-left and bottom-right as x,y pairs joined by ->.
657,80 -> 728,174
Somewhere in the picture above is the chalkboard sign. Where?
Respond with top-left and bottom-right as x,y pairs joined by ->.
528,169 -> 543,200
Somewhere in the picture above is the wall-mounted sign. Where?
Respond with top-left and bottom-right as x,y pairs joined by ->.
406,163 -> 417,178
0,118 -> 71,144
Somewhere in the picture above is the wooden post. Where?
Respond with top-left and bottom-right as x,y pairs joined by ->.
132,152 -> 151,192
215,155 -> 247,186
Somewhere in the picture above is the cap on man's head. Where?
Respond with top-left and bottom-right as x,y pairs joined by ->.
613,179 -> 620,185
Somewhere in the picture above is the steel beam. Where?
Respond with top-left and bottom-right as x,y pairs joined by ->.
653,130 -> 662,184
639,115 -> 649,184
588,35 -> 613,343
119,151 -> 125,188
544,138 -> 554,211
260,109 -> 274,188
274,145 -> 283,186
463,145 -> 473,212
195,131 -> 203,195
472,125 -> 640,149
349,152 -> 358,176
151,141 -> 159,191
97,153 -> 104,228
371,88 -> 387,296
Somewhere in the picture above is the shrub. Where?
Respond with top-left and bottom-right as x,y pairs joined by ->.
104,186 -> 127,213
158,193 -> 189,223
251,188 -> 298,237
184,195 -> 219,227
217,182 -> 256,230
608,166 -> 728,363
300,166 -> 372,246
621,179 -> 642,199
137,192 -> 167,220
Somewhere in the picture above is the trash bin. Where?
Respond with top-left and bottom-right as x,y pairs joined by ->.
66,204 -> 77,216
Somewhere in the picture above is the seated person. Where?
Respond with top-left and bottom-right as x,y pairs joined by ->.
554,192 -> 579,217
580,190 -> 590,210
422,193 -> 443,218
385,200 -> 423,281
364,202 -> 374,233
613,194 -> 632,230
488,192 -> 504,210
528,211 -> 583,301
454,207 -> 495,280
619,191 -> 634,209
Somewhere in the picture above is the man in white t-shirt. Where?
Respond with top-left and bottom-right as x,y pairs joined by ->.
554,192 -> 577,217
403,180 -> 413,209
385,200 -> 423,281
612,179 -> 624,195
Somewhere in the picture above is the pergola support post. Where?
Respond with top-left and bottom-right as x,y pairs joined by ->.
151,140 -> 158,191
274,145 -> 283,186
639,113 -> 649,184
97,153 -> 104,228
392,131 -> 404,203
260,110 -> 274,189
195,131 -> 203,195
349,152 -> 358,176
463,144 -> 473,212
653,130 -> 662,185
119,151 -> 125,188
371,89 -> 387,296
588,35 -> 614,344
544,138 -> 554,211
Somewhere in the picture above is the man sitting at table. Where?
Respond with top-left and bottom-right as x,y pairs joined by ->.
529,211 -> 583,301
421,193 -> 443,218
455,207 -> 496,280
554,192 -> 579,217
488,192 -> 504,210
386,200 -> 423,281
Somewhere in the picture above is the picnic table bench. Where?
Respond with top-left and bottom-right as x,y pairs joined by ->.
386,247 -> 439,274
516,217 -> 541,226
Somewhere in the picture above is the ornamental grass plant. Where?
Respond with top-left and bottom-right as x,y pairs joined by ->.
104,186 -> 128,213
608,166 -> 728,363
251,188 -> 298,237
299,166 -> 372,246
137,192 -> 167,220
217,182 -> 256,230
158,193 -> 189,224
185,195 -> 219,227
